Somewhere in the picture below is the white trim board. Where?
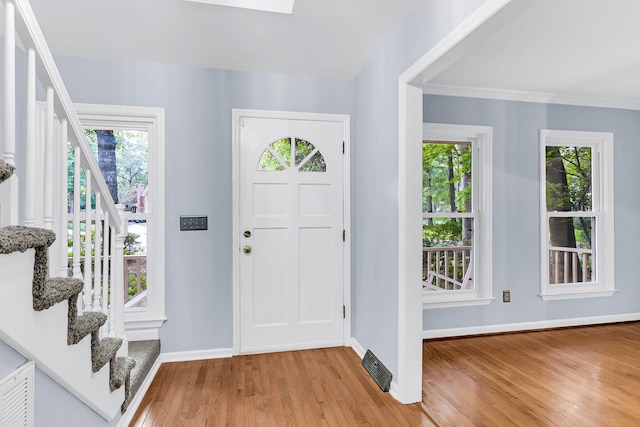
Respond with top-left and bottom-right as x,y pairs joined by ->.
397,0 -> 542,406
423,83 -> 640,111
160,348 -> 234,363
422,313 -> 640,340
350,338 -> 366,360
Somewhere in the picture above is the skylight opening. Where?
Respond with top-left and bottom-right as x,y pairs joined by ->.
184,0 -> 295,14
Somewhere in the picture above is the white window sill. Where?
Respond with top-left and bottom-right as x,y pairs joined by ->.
125,314 -> 167,338
423,292 -> 494,309
540,288 -> 618,301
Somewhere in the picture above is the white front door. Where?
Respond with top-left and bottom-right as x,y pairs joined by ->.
237,114 -> 346,354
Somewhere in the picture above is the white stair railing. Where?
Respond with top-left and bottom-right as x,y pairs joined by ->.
0,0 -> 127,360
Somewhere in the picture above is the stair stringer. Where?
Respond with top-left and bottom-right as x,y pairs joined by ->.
0,250 -> 124,421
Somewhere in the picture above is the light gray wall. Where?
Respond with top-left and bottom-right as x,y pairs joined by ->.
352,0 -> 485,378
423,94 -> 640,330
0,59 -> 353,427
53,57 -> 355,353
1,0 -> 496,423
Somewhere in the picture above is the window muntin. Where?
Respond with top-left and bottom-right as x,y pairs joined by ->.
258,138 -> 326,172
540,130 -> 614,300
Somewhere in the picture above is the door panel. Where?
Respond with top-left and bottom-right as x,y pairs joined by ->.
239,117 -> 344,353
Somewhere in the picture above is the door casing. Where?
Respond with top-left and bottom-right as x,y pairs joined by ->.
232,109 -> 351,355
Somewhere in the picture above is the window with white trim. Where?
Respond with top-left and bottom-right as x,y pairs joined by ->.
76,103 -> 166,338
540,130 -> 615,300
422,124 -> 492,308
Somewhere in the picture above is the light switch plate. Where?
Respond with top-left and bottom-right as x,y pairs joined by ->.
180,216 -> 208,231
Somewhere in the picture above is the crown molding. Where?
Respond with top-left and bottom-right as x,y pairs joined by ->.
423,83 -> 640,111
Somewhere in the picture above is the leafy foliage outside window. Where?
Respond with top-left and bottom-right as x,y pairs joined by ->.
423,142 -> 472,247
545,145 -> 594,284
546,146 -> 592,247
67,129 -> 149,303
86,130 -> 149,209
259,138 -> 326,172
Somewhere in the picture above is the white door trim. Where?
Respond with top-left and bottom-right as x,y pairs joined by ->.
396,0 -> 529,404
232,109 -> 351,355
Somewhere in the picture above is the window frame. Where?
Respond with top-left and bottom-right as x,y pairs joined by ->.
539,129 -> 615,300
422,123 -> 493,309
75,103 -> 167,338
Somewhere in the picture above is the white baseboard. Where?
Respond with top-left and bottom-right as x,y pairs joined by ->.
350,337 -> 366,359
160,348 -> 233,363
350,338 -> 403,403
389,381 -> 400,402
423,312 -> 640,339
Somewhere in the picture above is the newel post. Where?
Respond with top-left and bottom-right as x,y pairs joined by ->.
0,0 -> 18,226
111,204 -> 128,342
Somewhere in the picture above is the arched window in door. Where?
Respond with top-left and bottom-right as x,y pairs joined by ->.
258,138 -> 326,172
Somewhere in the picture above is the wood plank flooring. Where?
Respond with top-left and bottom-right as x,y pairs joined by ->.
422,322 -> 640,426
130,322 -> 640,426
129,346 -> 429,426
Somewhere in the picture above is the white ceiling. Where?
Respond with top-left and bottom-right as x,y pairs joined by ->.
424,0 -> 640,110
25,0 -> 420,80
21,0 -> 640,109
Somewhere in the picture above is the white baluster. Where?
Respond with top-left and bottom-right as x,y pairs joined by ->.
3,1 -> 15,165
110,205 -> 127,339
101,215 -> 111,336
72,148 -> 82,280
2,0 -> 18,224
83,169 -> 93,309
93,195 -> 102,309
59,120 -> 69,277
23,48 -> 36,227
109,218 -> 116,337
43,87 -> 54,231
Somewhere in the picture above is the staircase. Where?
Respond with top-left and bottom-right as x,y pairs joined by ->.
0,0 -> 157,421
0,161 -> 137,419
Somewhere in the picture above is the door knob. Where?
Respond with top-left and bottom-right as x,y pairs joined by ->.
243,230 -> 251,238
243,245 -> 252,254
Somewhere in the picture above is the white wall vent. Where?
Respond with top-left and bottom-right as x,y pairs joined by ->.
0,361 -> 35,427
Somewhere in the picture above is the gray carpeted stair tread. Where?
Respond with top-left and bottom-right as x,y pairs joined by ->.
0,159 -> 14,184
122,339 -> 161,412
33,277 -> 84,311
0,226 -> 56,254
91,337 -> 122,373
110,356 -> 136,392
68,311 -> 107,345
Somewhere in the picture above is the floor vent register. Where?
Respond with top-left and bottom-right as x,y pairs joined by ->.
362,349 -> 392,392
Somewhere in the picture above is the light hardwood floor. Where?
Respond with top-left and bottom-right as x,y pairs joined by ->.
130,322 -> 640,426
130,346 -> 429,426
422,322 -> 640,426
